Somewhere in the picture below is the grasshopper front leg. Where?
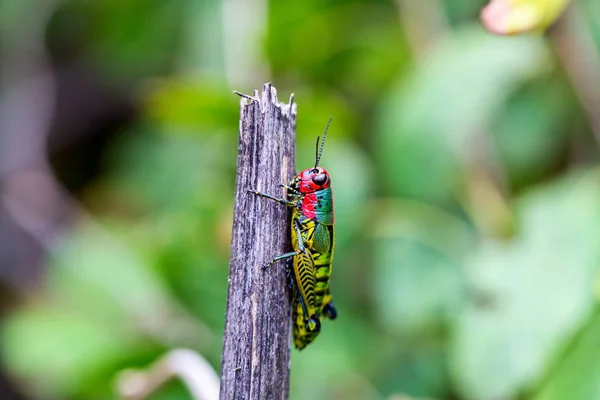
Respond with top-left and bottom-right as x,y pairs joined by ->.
258,220 -> 307,270
279,184 -> 301,195
247,189 -> 296,207
252,220 -> 306,269
249,191 -> 303,269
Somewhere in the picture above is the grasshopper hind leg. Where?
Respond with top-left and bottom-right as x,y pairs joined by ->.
322,288 -> 338,320
260,250 -> 300,270
285,258 -> 295,289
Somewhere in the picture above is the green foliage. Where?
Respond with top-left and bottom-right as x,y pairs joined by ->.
375,27 -> 551,203
451,170 -> 600,399
531,308 -> 600,400
2,0 -> 600,399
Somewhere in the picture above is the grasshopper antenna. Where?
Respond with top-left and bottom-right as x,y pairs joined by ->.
315,116 -> 332,168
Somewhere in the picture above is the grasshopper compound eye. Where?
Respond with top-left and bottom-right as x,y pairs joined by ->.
312,173 -> 328,186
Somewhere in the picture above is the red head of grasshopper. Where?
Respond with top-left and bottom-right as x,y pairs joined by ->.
296,167 -> 331,193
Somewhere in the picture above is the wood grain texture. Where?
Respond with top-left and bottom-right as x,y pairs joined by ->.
220,83 -> 296,400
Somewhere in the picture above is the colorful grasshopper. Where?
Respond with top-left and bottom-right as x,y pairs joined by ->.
248,117 -> 337,349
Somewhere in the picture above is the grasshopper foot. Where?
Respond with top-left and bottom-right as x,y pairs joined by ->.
323,302 -> 337,320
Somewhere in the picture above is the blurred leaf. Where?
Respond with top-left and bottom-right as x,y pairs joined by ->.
378,342 -> 449,399
155,213 -> 229,333
87,0 -> 186,80
365,200 -> 475,398
443,0 -> 489,25
371,200 -> 474,334
0,0 -> 45,39
492,77 -> 575,189
143,79 -> 238,133
451,169 -> 600,399
2,219 -> 215,398
100,128 -> 231,335
531,307 -> 600,400
53,223 -> 180,325
376,27 -> 551,203
293,88 -> 359,144
2,306 -> 143,397
104,127 -> 235,212
175,0 -> 224,76
580,0 -> 600,49
267,2 -> 408,98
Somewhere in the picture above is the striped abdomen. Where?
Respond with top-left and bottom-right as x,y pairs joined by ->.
312,226 -> 333,313
292,295 -> 320,350
292,210 -> 334,316
292,289 -> 336,350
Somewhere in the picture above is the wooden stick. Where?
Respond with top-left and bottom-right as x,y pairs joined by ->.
220,83 -> 296,400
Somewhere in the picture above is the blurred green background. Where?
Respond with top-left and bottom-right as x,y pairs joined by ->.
2,0 -> 600,399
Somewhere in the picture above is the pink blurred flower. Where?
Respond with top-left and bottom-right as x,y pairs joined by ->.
481,0 -> 572,35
